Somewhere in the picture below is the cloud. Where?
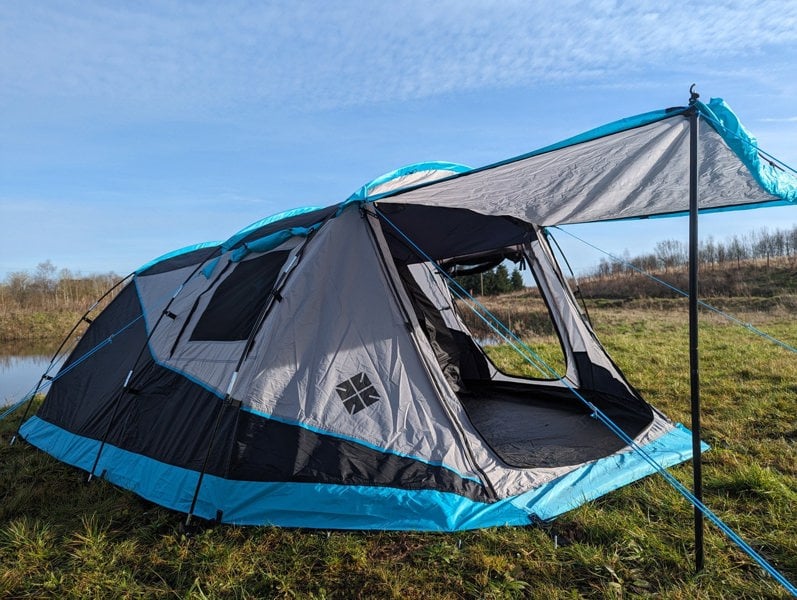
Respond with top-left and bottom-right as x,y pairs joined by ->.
759,116 -> 797,123
2,0 -> 797,115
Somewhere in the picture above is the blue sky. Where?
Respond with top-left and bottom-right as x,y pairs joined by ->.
2,1 -> 796,278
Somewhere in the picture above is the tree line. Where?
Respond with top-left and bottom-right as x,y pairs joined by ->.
455,264 -> 525,296
3,223 -> 792,311
0,261 -> 120,312
587,225 -> 797,279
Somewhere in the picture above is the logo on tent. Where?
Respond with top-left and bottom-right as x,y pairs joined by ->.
335,373 -> 382,414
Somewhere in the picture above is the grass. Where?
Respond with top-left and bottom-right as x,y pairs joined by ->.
0,308 -> 84,342
1,303 -> 796,598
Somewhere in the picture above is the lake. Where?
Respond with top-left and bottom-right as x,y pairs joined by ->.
1,339 -> 64,408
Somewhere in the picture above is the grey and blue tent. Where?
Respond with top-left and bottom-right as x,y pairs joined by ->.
18,97 -> 797,531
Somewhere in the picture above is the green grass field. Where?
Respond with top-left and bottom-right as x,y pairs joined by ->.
1,303 -> 795,598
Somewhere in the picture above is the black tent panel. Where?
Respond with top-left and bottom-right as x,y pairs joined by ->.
376,204 -> 536,263
230,410 -> 489,501
191,251 -> 291,341
137,245 -> 222,276
110,361 -> 238,474
37,283 -> 148,434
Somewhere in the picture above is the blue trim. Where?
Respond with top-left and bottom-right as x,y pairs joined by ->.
221,206 -> 323,251
19,415 -> 699,531
241,405 -> 482,486
201,257 -> 221,279
136,241 -> 221,274
525,107 -> 688,160
132,279 -> 227,399
511,423 -> 707,520
698,98 -> 797,204
584,199 -> 797,224
20,415 -> 200,516
230,225 -> 320,262
348,161 -> 471,202
156,360 -> 227,399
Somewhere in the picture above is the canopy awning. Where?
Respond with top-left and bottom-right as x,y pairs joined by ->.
376,98 -> 797,226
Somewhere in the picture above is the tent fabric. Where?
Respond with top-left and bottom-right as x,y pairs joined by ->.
19,414 -> 695,529
21,97 -> 790,531
377,98 -> 797,225
136,241 -> 222,275
699,99 -> 797,204
348,161 -> 471,201
20,203 -> 691,529
221,206 -> 327,251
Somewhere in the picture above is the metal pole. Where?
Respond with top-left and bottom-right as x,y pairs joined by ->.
688,86 -> 704,572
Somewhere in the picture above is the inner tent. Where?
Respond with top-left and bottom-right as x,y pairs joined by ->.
375,202 -> 654,469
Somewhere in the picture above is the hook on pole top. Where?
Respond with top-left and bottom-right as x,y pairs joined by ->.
689,84 -> 700,105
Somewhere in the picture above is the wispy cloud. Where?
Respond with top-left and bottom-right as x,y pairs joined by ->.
2,0 -> 796,115
759,116 -> 797,123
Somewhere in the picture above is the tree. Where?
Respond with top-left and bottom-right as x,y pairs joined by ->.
655,239 -> 686,271
33,260 -> 57,294
491,264 -> 512,294
596,258 -> 611,278
700,236 -> 717,269
454,264 -> 521,296
510,269 -> 524,291
6,271 -> 32,306
728,235 -> 746,268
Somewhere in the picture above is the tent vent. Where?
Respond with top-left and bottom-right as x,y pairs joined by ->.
335,373 -> 381,414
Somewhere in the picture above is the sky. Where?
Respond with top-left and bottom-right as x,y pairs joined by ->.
2,0 -> 797,278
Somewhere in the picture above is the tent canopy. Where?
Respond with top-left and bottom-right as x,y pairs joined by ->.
375,98 -> 797,225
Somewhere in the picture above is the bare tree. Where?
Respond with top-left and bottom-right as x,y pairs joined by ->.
655,239 -> 687,271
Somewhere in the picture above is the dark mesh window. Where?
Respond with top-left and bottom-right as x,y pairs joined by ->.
191,251 -> 290,341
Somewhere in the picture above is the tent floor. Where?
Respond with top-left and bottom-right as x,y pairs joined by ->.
459,387 -> 638,469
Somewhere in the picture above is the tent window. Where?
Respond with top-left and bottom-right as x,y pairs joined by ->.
456,269 -> 567,381
191,251 -> 290,341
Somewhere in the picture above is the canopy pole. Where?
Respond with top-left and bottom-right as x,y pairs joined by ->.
688,85 -> 704,573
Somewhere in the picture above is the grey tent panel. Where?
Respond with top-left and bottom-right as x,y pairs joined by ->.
379,115 -> 780,225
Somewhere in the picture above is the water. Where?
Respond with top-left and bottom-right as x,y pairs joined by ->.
1,339 -> 64,408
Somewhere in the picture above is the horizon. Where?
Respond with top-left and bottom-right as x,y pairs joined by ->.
4,216 -> 797,283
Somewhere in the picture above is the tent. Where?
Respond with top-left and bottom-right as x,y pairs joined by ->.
17,97 -> 797,531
